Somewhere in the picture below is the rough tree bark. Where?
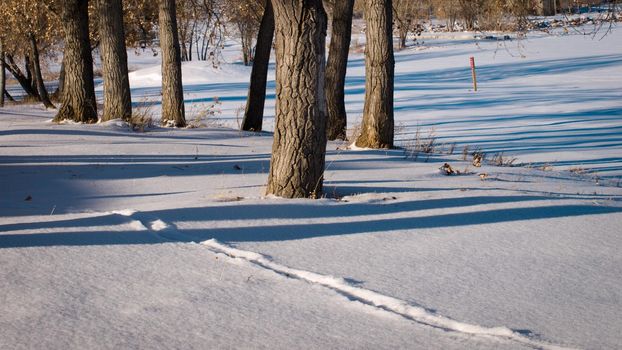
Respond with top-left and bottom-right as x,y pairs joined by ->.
266,0 -> 328,199
159,0 -> 186,127
241,1 -> 274,132
0,38 -> 5,107
325,0 -> 354,141
97,0 -> 132,122
54,0 -> 97,123
28,33 -> 55,109
355,0 -> 394,149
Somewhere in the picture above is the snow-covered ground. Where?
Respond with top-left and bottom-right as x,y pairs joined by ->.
118,26 -> 622,178
1,25 -> 622,349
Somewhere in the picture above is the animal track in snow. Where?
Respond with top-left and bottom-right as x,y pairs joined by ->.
112,208 -> 576,350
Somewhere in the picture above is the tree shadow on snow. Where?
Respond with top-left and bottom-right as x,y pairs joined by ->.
2,196 -> 621,248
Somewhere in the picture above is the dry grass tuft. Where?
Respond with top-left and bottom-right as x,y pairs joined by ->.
131,100 -> 156,132
471,148 -> 485,167
491,152 -> 518,167
187,98 -> 222,128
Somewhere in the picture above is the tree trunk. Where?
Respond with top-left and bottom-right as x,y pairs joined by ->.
159,0 -> 186,127
180,38 -> 188,61
0,38 -> 5,107
4,90 -> 15,102
325,0 -> 354,141
25,56 -> 36,94
241,27 -> 252,66
97,0 -> 132,122
4,54 -> 38,98
542,0 -> 556,16
399,29 -> 407,49
188,22 -> 195,61
266,0 -> 328,199
28,33 -> 55,109
54,0 -> 98,123
241,1 -> 274,132
355,0 -> 394,149
179,16 -> 189,62
53,55 -> 66,100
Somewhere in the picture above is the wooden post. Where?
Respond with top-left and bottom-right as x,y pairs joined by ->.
470,56 -> 478,92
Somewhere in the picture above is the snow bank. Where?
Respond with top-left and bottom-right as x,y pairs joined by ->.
127,60 -> 252,89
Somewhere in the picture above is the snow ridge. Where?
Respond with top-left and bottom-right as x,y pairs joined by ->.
112,208 -> 575,350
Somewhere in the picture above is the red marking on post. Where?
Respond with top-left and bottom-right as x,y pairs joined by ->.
470,56 -> 475,69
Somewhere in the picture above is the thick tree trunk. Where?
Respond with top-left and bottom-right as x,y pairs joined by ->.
325,0 -> 354,141
28,33 -> 55,109
159,0 -> 186,127
355,0 -> 394,149
241,1 -> 274,132
4,54 -> 38,98
97,0 -> 132,122
266,0 -> 328,199
0,39 -> 5,107
54,0 -> 98,123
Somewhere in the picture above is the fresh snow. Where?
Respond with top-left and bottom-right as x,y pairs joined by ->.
1,24 -> 622,350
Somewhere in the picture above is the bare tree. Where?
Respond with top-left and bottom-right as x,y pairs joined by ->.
457,0 -> 480,31
266,0 -> 328,198
176,0 -> 194,61
325,0 -> 355,141
28,33 -> 55,108
97,0 -> 132,122
175,0 -> 225,63
241,0 -> 274,132
356,0 -> 394,149
0,0 -> 62,104
393,0 -> 430,49
1,54 -> 38,99
434,0 -> 459,30
225,0 -> 264,66
393,0 -> 412,49
54,0 -> 97,123
159,0 -> 186,127
122,0 -> 159,48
